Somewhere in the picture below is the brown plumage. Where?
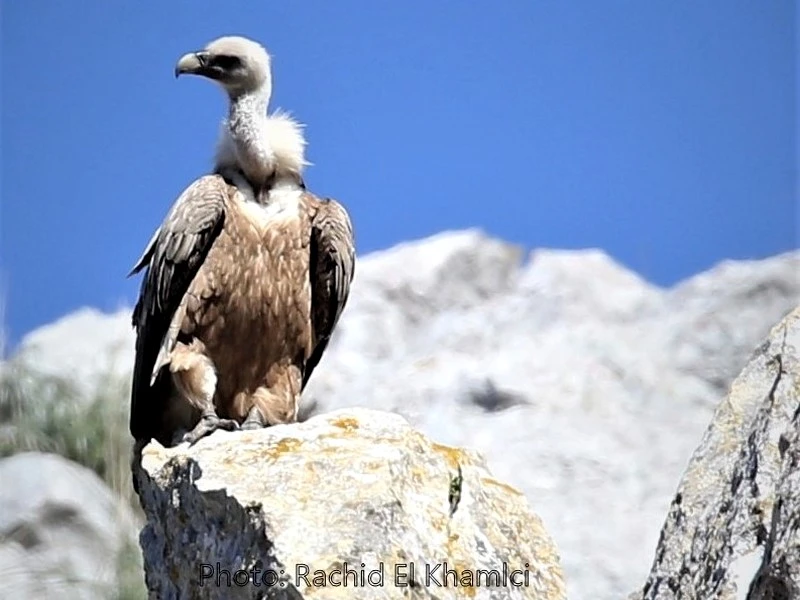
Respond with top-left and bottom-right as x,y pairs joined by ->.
128,170 -> 355,447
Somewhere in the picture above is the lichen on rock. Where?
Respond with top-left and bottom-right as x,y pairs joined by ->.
134,407 -> 566,599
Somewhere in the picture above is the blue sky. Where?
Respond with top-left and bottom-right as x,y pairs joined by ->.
1,1 -> 796,347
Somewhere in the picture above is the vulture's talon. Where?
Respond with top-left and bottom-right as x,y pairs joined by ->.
241,419 -> 264,431
182,414 -> 240,445
241,406 -> 267,431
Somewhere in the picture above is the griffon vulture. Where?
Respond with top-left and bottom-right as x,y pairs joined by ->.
128,36 -> 355,447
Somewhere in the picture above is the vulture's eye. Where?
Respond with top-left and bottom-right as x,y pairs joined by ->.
214,55 -> 243,70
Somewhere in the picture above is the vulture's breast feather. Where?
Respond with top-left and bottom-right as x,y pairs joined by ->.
184,191 -> 314,370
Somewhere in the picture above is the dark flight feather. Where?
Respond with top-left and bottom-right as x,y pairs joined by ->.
129,175 -> 227,441
303,196 -> 355,389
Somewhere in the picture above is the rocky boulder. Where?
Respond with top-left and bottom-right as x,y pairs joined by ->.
135,408 -> 566,600
634,305 -> 800,599
0,452 -> 141,599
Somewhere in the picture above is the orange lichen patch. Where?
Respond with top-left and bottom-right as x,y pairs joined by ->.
409,466 -> 426,485
431,515 -> 449,532
438,532 -> 480,597
261,437 -> 303,461
447,532 -> 461,548
481,476 -> 524,496
433,562 -> 477,598
431,442 -> 466,470
457,567 -> 478,598
330,416 -> 360,432
366,460 -> 389,473
218,453 -> 236,468
313,431 -> 368,448
313,418 -> 364,444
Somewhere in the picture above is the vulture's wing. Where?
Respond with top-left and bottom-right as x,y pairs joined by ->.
127,225 -> 161,278
129,174 -> 228,441
303,195 -> 356,389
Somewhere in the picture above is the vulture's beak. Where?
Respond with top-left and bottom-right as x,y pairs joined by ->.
175,51 -> 211,78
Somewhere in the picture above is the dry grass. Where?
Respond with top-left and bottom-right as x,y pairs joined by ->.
0,361 -> 139,511
0,356 -> 146,599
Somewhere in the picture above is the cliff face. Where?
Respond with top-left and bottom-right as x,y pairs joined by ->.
633,306 -> 800,599
134,408 -> 566,600
6,229 -> 800,599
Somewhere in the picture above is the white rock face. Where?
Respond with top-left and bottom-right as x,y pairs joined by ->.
0,452 -> 140,599
6,229 -> 800,600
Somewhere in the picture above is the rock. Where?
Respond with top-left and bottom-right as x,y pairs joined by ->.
518,247 -> 665,321
134,408 -> 566,600
660,251 -> 800,396
0,452 -> 141,599
4,306 -> 134,403
335,229 -> 524,362
635,305 -> 800,599
6,229 -> 800,600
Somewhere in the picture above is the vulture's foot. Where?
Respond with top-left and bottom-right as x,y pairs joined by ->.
182,411 -> 240,445
241,406 -> 267,431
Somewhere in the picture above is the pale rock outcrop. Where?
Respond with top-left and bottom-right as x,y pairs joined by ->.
5,229 -> 800,599
3,307 -> 133,402
659,253 -> 800,398
135,408 -> 566,600
335,229 -> 525,362
634,305 -> 800,599
0,452 -> 140,600
518,247 -> 666,320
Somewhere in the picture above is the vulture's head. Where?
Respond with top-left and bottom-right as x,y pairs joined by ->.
175,36 -> 272,98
